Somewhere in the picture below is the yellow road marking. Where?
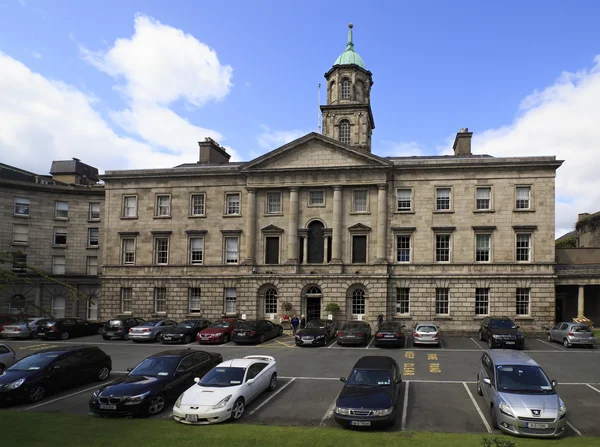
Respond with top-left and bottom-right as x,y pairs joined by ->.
429,362 -> 441,373
405,351 -> 414,359
270,339 -> 296,348
403,363 -> 415,376
427,353 -> 438,361
20,343 -> 55,350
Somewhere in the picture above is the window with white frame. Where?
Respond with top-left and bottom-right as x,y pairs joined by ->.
120,288 -> 132,313
87,295 -> 98,320
226,193 -> 241,215
154,288 -> 167,313
476,187 -> 491,210
55,201 -> 68,219
266,192 -> 281,214
52,296 -> 66,318
53,227 -> 67,245
88,228 -> 99,247
476,234 -> 491,262
435,234 -> 451,262
475,288 -> 489,315
190,237 -> 204,264
86,256 -> 98,275
190,194 -> 206,216
435,288 -> 449,315
156,195 -> 171,216
224,236 -> 239,264
396,288 -> 410,314
515,186 -> 531,209
89,202 -> 100,220
12,224 -> 28,244
264,288 -> 278,315
516,288 -> 530,316
516,233 -> 531,262
353,189 -> 368,212
123,196 -> 137,217
14,197 -> 30,216
339,120 -> 350,144
189,288 -> 201,313
341,78 -> 351,99
435,188 -> 451,211
309,190 -> 324,206
52,256 -> 66,275
154,237 -> 169,265
397,189 -> 412,211
122,238 -> 136,264
224,288 -> 237,314
396,235 -> 411,263
352,289 -> 366,316
11,253 -> 27,273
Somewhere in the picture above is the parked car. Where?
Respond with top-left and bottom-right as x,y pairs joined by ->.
0,346 -> 111,404
1,318 -> 49,339
547,322 -> 595,348
413,322 -> 441,347
161,320 -> 212,344
0,314 -> 23,333
0,343 -> 17,373
231,320 -> 283,344
476,350 -> 566,437
374,321 -> 406,347
479,317 -> 525,350
38,318 -> 104,341
334,356 -> 402,428
336,320 -> 371,346
197,318 -> 242,344
90,349 -> 222,417
129,319 -> 177,343
173,355 -> 277,424
101,317 -> 146,340
295,319 -> 336,346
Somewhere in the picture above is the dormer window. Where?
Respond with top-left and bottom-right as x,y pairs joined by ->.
339,120 -> 350,144
341,78 -> 351,99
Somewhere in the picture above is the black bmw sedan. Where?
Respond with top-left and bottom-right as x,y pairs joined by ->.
89,349 -> 222,417
38,318 -> 104,340
374,322 -> 406,348
334,356 -> 402,428
336,321 -> 372,346
295,319 -> 336,346
231,320 -> 283,344
161,320 -> 212,345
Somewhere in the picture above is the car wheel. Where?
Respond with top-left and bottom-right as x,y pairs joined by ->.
183,335 -> 193,344
97,366 -> 111,381
147,394 -> 166,415
102,336 -> 111,341
28,385 -> 45,403
260,334 -> 266,344
97,327 -> 103,335
224,334 -> 230,343
476,377 -> 483,396
155,332 -> 162,342
123,333 -> 129,340
278,327 -> 283,336
490,406 -> 499,429
231,398 -> 245,421
563,338 -> 570,348
268,373 -> 277,391
547,333 -> 553,343
60,331 -> 70,340
488,338 -> 494,349
29,330 -> 38,339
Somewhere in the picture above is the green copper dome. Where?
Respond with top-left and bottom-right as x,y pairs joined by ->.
334,24 -> 365,69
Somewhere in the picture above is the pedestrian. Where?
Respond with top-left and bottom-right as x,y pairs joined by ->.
378,313 -> 384,327
300,315 -> 306,329
291,314 -> 300,336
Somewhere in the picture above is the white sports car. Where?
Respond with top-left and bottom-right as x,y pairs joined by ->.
173,355 -> 277,424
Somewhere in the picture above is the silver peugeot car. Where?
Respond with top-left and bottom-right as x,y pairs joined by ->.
477,350 -> 566,437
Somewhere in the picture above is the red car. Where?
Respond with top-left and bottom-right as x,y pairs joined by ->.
197,319 -> 241,344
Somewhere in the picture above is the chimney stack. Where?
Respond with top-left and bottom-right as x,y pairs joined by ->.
577,213 -> 590,222
198,137 -> 231,164
453,128 -> 473,156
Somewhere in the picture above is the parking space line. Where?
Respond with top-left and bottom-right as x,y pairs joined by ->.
586,383 -> 600,394
280,376 -> 338,380
249,378 -> 295,415
271,338 -> 295,348
403,337 -> 407,349
536,339 -> 566,351
320,393 -> 340,426
401,380 -> 409,431
567,421 -> 582,436
22,382 -> 112,411
365,337 -> 375,349
470,338 -> 485,351
462,381 -> 492,434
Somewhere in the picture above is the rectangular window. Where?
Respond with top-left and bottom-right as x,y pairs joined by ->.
123,196 -> 137,217
476,234 -> 491,262
156,195 -> 171,216
396,288 -> 410,314
14,197 -> 30,216
396,235 -> 411,262
516,288 -> 530,316
54,227 -> 67,245
476,187 -> 491,210
52,255 -> 66,275
516,186 -> 531,209
353,190 -> 368,212
154,237 -> 169,265
55,201 -> 68,219
189,288 -> 202,313
89,202 -> 101,220
88,228 -> 99,247
190,237 -> 204,264
86,256 -> 98,275
11,253 -> 27,273
12,224 -> 29,244
122,238 -> 136,264
309,190 -> 324,206
225,236 -> 239,264
265,237 -> 279,264
475,288 -> 490,315
226,193 -> 241,215
266,192 -> 281,214
352,235 -> 367,263
190,194 -> 206,216
397,189 -> 412,211
435,188 -> 451,211
352,293 -> 366,315
224,288 -> 237,314
265,290 -> 278,315
120,288 -> 132,313
154,288 -> 167,313
435,234 -> 450,262
435,288 -> 449,315
516,233 -> 531,262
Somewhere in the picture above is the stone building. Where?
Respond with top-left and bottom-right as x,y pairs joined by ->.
0,160 -> 104,320
99,25 -> 562,332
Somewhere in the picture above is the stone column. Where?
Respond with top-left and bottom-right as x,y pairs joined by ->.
331,186 -> 343,263
243,188 -> 256,264
303,237 -> 308,265
578,285 -> 585,318
323,237 -> 328,264
286,187 -> 299,263
376,184 -> 388,263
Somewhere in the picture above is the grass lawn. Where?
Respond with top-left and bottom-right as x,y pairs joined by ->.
0,411 -> 595,447
594,329 -> 599,338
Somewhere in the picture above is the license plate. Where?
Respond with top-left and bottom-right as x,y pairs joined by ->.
201,337 -> 209,340
186,414 -> 198,422
303,337 -> 312,340
238,333 -> 246,336
106,332 -> 114,336
505,341 -> 515,345
347,335 -> 355,338
526,422 -> 548,429
100,404 -> 116,410
384,335 -> 394,338
350,421 -> 371,426
163,336 -> 171,340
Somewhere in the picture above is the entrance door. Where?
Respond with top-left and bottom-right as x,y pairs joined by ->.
555,299 -> 563,323
306,298 -> 321,321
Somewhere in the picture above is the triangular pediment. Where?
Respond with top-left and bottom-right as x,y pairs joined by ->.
241,133 -> 391,171
261,224 -> 284,234
348,223 -> 372,232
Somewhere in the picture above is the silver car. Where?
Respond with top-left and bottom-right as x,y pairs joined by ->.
413,322 -> 441,346
0,343 -> 17,373
1,318 -> 49,339
129,319 -> 177,342
547,322 -> 595,348
477,350 -> 566,437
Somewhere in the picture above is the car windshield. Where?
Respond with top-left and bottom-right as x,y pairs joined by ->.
572,325 -> 592,333
199,367 -> 246,387
379,323 -> 400,331
496,365 -> 554,393
140,320 -> 161,327
342,322 -> 364,330
45,321 -> 56,326
306,320 -> 327,329
416,325 -> 437,333
108,320 -> 122,326
177,321 -> 197,329
235,321 -> 257,330
129,357 -> 179,377
347,369 -> 392,387
210,321 -> 232,328
8,353 -> 59,371
490,320 -> 516,329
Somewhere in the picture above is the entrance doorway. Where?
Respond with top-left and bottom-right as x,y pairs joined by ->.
555,299 -> 563,323
306,298 -> 321,321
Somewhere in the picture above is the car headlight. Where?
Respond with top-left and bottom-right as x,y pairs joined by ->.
7,378 -> 25,390
212,394 -> 232,410
372,407 -> 394,416
175,393 -> 184,408
213,332 -> 222,337
315,335 -> 325,339
498,399 -> 515,418
92,389 -> 101,398
492,334 -> 501,338
559,399 -> 567,416
124,391 -> 150,405
295,335 -> 301,339
335,406 -> 351,415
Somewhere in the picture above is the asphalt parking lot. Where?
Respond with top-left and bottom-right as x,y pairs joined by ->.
2,333 -> 600,437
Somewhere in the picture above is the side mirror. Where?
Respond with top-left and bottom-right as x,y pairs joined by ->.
340,377 -> 346,383
483,378 -> 492,386
193,377 -> 200,383
246,378 -> 255,385
551,380 -> 558,388
52,365 -> 61,370
126,367 -> 133,372
516,325 -> 521,329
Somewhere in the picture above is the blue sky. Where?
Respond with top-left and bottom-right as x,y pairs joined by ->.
1,0 -> 600,236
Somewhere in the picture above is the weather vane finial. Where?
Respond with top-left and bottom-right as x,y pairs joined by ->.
347,23 -> 354,49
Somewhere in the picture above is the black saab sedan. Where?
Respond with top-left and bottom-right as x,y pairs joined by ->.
38,318 -> 104,341
89,349 -> 222,417
374,322 -> 406,348
161,320 -> 212,344
231,320 -> 283,344
0,346 -> 111,405
334,356 -> 402,428
295,319 -> 336,346
336,321 -> 372,346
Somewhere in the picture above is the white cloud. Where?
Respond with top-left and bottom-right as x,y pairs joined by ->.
31,50 -> 42,59
377,141 -> 426,157
256,126 -> 306,152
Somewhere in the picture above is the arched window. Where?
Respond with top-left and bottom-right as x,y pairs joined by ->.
264,288 -> 278,315
339,120 -> 350,145
307,221 -> 325,263
8,295 -> 27,314
352,289 -> 366,316
306,286 -> 322,296
341,79 -> 351,100
87,295 -> 98,320
52,296 -> 66,318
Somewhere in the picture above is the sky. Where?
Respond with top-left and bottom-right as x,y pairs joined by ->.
1,0 -> 600,237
